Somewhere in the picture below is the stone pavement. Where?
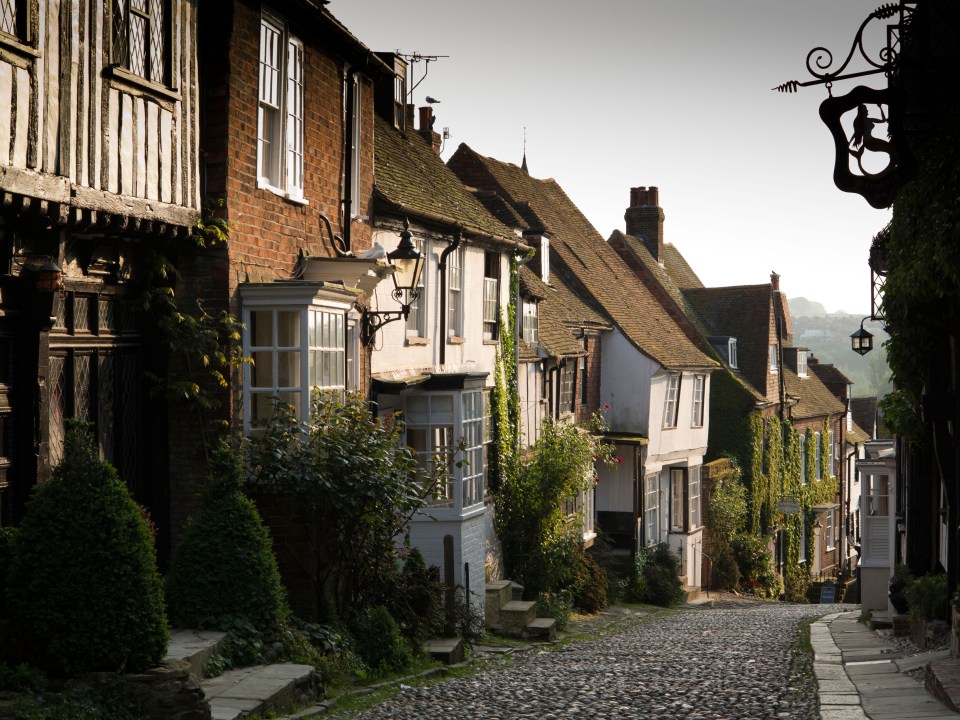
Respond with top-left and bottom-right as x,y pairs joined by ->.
814,610 -> 959,719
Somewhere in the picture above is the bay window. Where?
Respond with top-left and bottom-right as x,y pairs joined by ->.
240,283 -> 358,433
405,390 -> 486,514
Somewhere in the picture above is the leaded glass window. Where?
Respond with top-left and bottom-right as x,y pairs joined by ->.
112,0 -> 167,85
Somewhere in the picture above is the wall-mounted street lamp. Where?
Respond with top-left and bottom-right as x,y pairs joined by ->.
360,219 -> 425,346
850,316 -> 874,356
35,261 -> 64,294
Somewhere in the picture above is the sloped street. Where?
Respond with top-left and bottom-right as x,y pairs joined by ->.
349,599 -> 843,720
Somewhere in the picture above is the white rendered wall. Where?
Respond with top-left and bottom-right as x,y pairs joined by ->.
408,513 -> 488,618
599,328 -> 656,434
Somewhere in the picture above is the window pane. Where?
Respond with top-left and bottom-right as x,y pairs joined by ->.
0,0 -> 17,35
277,351 -> 300,387
276,391 -> 301,419
432,395 -> 454,423
277,311 -> 299,347
406,396 -> 429,423
149,0 -> 164,83
285,38 -> 304,193
251,351 -> 274,388
251,311 -> 273,347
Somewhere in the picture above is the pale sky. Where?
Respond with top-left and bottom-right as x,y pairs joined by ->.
333,1 -> 893,315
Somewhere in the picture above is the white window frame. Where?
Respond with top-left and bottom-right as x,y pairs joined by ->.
826,510 -> 836,551
662,373 -> 681,429
815,432 -> 823,480
670,468 -> 686,532
797,350 -> 808,378
348,73 -> 362,217
769,343 -> 779,372
728,338 -> 738,369
689,465 -> 701,530
240,285 -> 357,434
447,246 -> 463,338
579,339 -> 588,406
644,474 -> 660,546
799,434 -> 807,484
559,362 -> 575,415
540,237 -> 550,283
405,238 -> 427,337
521,299 -> 538,346
482,252 -> 499,340
800,520 -> 807,563
257,10 -> 305,201
405,391 -> 485,515
828,429 -> 835,477
690,374 -> 705,428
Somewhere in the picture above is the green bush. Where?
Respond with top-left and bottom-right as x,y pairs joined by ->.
349,606 -> 415,675
783,564 -> 809,603
6,423 -> 168,675
535,590 -> 572,631
572,549 -> 608,613
12,674 -> 145,720
711,544 -> 740,591
166,443 -> 289,631
731,534 -> 772,585
906,573 -> 948,622
381,548 -> 443,644
641,543 -> 685,607
0,527 -> 16,619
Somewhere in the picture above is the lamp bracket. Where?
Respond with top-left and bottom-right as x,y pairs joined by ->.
359,288 -> 421,346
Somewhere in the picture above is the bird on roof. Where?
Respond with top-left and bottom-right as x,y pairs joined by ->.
425,96 -> 441,104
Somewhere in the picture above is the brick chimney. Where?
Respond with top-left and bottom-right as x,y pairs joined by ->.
418,106 -> 442,155
624,186 -> 665,263
770,271 -> 780,291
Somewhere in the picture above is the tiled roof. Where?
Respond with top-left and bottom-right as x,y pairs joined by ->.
783,368 -> 845,421
374,117 -> 518,246
847,422 -> 870,445
850,397 -> 878,438
519,266 -> 598,360
810,362 -> 853,387
609,230 -> 715,343
684,284 -> 775,399
448,145 -> 717,371
472,190 -> 530,232
663,243 -> 704,289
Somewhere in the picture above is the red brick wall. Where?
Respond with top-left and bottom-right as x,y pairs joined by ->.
575,334 -> 603,424
169,0 -> 377,548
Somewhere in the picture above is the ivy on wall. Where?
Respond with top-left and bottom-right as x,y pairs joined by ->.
745,414 -> 839,575
489,255 -> 521,492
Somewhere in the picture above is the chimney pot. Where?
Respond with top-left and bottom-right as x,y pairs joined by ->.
648,186 -> 659,206
624,185 -> 665,262
630,187 -> 639,207
419,106 -> 433,131
771,271 -> 781,291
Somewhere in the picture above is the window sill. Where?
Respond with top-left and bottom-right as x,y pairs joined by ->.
482,339 -> 499,346
105,65 -> 181,103
405,336 -> 429,346
256,179 -> 309,206
447,336 -> 465,345
0,33 -> 41,62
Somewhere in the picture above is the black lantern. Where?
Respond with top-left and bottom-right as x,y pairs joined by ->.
361,219 -> 424,346
36,261 -> 64,293
850,317 -> 874,355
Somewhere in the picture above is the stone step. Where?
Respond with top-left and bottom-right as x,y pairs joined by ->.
164,629 -> 228,679
681,586 -> 705,605
682,597 -> 715,609
485,580 -> 513,619
522,617 -> 557,642
424,637 -> 464,665
202,663 -> 320,720
496,600 -> 538,636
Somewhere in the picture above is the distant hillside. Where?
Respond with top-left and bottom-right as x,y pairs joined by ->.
789,297 -> 829,317
790,312 -> 891,398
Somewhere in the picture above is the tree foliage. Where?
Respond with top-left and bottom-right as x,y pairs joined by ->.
246,392 -> 427,621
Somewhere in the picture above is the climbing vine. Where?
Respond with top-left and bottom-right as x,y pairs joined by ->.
748,412 -> 765,534
489,255 -> 521,492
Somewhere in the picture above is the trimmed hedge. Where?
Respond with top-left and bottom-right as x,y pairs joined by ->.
165,443 -> 289,631
6,423 -> 168,675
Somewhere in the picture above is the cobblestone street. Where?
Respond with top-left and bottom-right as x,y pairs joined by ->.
346,600 -> 846,720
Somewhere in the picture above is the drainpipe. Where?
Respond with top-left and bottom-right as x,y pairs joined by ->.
437,229 -> 462,367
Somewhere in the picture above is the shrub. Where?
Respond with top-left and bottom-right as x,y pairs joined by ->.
711,544 -> 740,591
641,543 -> 685,607
535,591 -> 572,631
572,549 -> 608,613
166,443 -> 289,631
906,573 -> 948,622
0,527 -> 16,619
731,534 -> 772,585
6,423 -> 168,675
783,564 -> 809,603
349,606 -> 415,675
379,548 -> 443,645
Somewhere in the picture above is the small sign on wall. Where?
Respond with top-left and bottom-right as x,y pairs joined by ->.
820,580 -> 837,604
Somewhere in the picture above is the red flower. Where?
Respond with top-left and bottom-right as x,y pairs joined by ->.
615,456 -> 622,464
604,403 -> 610,409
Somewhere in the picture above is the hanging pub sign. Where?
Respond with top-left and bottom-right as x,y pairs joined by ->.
818,85 -> 912,209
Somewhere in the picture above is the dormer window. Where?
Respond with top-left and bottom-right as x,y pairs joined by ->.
769,344 -> 779,372
797,350 -> 807,378
540,237 -> 550,283
521,299 -> 538,345
728,338 -> 738,369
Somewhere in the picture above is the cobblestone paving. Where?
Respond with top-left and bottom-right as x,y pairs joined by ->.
353,600 -> 848,720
